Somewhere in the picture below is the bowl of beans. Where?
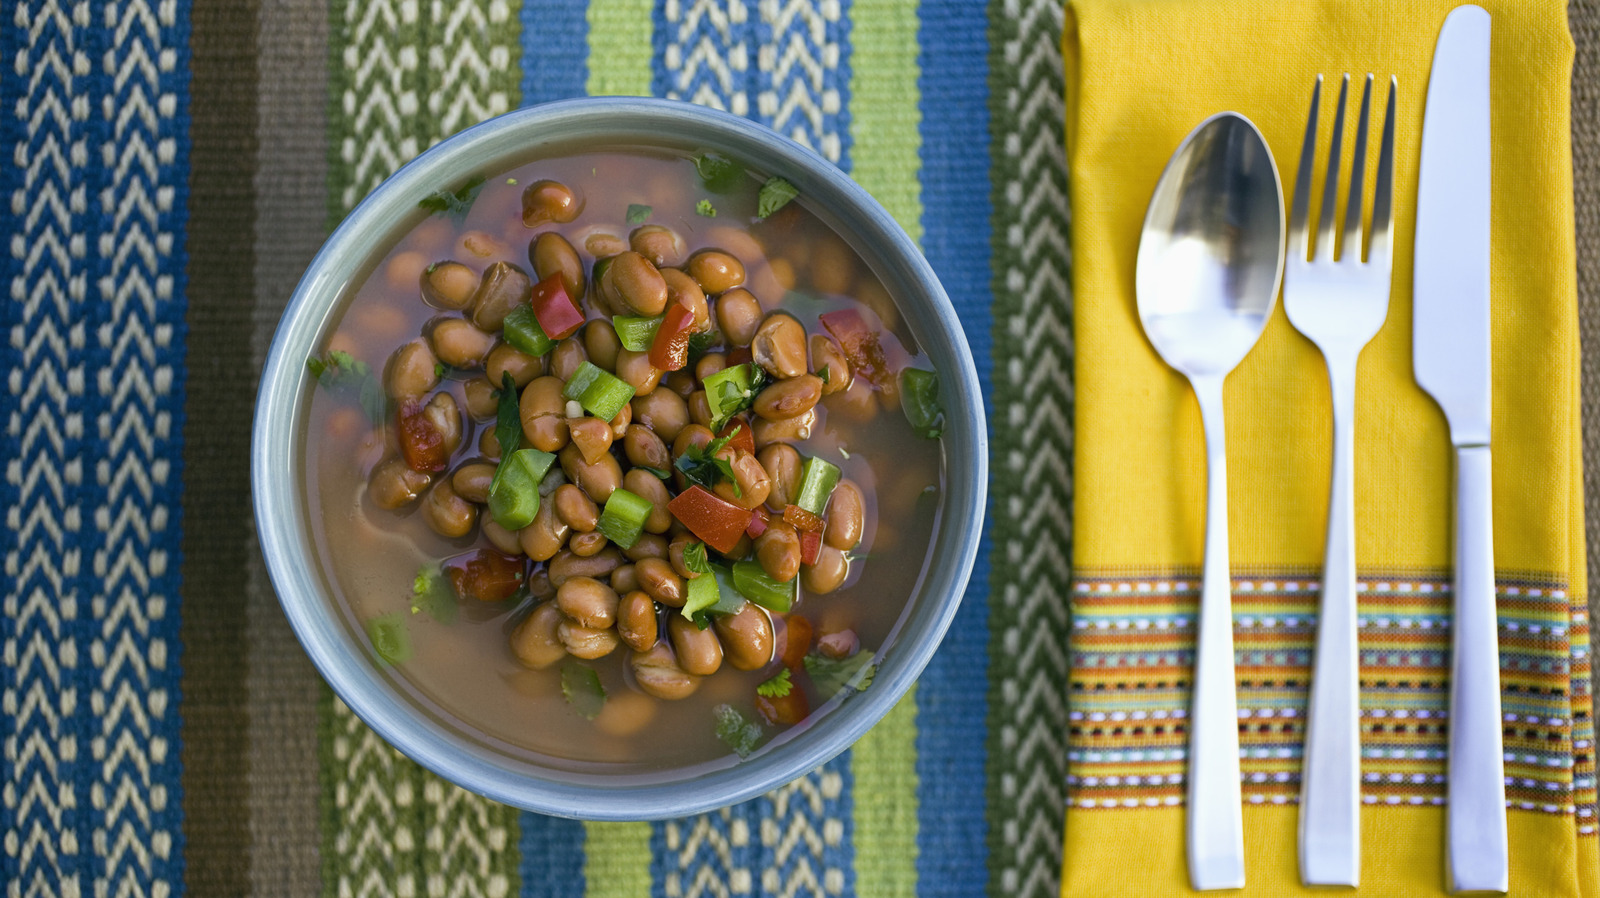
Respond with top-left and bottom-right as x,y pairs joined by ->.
253,97 -> 986,818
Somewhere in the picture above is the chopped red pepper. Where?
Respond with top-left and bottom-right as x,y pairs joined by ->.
396,400 -> 449,473
782,504 -> 824,533
777,614 -> 813,668
756,688 -> 810,726
799,528 -> 822,566
667,485 -> 753,555
648,302 -> 697,371
716,418 -> 756,456
746,505 -> 770,539
530,272 -> 585,340
444,549 -> 527,602
820,309 -> 892,390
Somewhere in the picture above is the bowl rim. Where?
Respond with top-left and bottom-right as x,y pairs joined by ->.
252,96 -> 988,820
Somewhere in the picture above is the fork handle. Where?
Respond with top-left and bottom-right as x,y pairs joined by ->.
1448,444 -> 1507,893
1300,354 -> 1362,887
1187,373 -> 1245,891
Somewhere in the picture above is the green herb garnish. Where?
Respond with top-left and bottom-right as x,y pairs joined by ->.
757,669 -> 793,699
561,663 -> 607,720
682,541 -> 712,575
626,203 -> 653,224
686,329 -> 721,362
804,650 -> 876,698
674,430 -> 739,496
366,614 -> 412,665
701,363 -> 765,432
696,198 -> 717,217
713,703 -> 764,759
409,565 -> 458,624
307,350 -> 385,425
418,174 -> 487,222
692,154 -> 745,192
494,371 -> 522,461
638,466 -> 671,480
757,177 -> 798,220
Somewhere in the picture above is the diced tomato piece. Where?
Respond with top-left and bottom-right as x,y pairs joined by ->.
756,688 -> 811,726
777,614 -> 813,669
746,505 -> 770,539
820,309 -> 892,390
799,528 -> 822,566
667,485 -> 753,555
530,273 -> 585,340
396,400 -> 450,473
648,302 -> 697,371
783,504 -> 824,533
716,418 -> 756,456
444,549 -> 527,602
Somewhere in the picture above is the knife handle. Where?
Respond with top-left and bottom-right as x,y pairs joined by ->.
1448,444 -> 1507,894
1187,373 -> 1245,891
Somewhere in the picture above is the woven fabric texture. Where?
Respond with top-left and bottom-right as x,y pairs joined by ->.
0,0 -> 1591,896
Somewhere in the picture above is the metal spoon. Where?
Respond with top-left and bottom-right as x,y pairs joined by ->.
1135,112 -> 1285,891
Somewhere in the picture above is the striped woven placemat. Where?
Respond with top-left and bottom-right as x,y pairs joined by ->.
0,0 -> 1594,895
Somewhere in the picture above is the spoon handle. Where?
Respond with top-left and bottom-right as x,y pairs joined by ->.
1187,373 -> 1245,891
1299,351 -> 1362,886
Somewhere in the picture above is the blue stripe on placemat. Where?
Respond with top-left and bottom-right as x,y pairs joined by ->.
520,0 -> 590,103
914,0 -> 993,895
1,4 -> 191,895
518,5 -> 591,893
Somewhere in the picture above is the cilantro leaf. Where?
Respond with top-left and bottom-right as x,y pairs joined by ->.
409,564 -> 458,624
638,466 -> 671,480
673,431 -> 740,496
418,174 -> 488,222
757,669 -> 793,699
494,371 -> 522,463
757,177 -> 798,220
686,329 -> 721,362
692,154 -> 745,193
713,703 -> 764,759
696,198 -> 717,217
626,203 -> 653,224
682,541 -> 712,576
307,350 -> 385,425
804,650 -> 877,698
366,614 -> 412,665
561,663 -> 607,720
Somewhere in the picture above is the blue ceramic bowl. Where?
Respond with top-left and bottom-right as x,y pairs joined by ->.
252,97 -> 987,819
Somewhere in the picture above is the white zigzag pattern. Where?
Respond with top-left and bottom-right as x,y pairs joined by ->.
341,0 -> 420,212
89,1 -> 178,896
425,0 -> 513,140
6,4 -> 85,898
993,0 -> 1072,896
758,0 -> 842,162
664,0 -> 752,118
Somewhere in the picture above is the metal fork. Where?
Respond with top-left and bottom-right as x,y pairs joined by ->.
1284,72 -> 1397,888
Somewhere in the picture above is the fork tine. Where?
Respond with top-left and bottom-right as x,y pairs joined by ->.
1290,76 -> 1322,262
1367,76 -> 1398,270
1316,74 -> 1351,262
1340,75 -> 1374,262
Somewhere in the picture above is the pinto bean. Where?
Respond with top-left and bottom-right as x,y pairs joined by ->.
486,343 -> 543,388
632,389 -> 689,441
529,231 -> 586,298
623,424 -> 671,471
810,334 -> 851,394
384,339 -> 440,401
714,603 -> 775,671
757,444 -> 802,511
801,545 -> 850,594
754,374 -> 823,420
583,320 -> 622,372
660,267 -> 709,329
428,317 -> 494,368
368,457 -> 431,509
751,313 -> 807,379
470,261 -> 533,332
558,619 -> 620,660
624,468 -> 673,534
450,461 -> 497,504
421,260 -> 478,310
635,557 -> 685,608
519,500 -> 570,562
554,483 -> 600,532
559,442 -> 623,503
714,288 -> 763,346
825,480 -> 865,550
686,250 -> 744,294
754,520 -> 802,583
519,376 -> 570,452
509,602 -> 566,669
631,643 -> 700,700
556,576 -> 619,629
629,225 -> 685,268
521,179 -> 583,226
668,615 -> 723,676
602,251 -> 668,316
617,590 -> 659,652
547,547 -> 624,588
422,478 -> 477,539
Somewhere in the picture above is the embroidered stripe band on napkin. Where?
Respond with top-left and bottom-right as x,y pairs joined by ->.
1062,0 -> 1592,894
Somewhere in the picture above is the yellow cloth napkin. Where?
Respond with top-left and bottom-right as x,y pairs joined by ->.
1061,1 -> 1591,895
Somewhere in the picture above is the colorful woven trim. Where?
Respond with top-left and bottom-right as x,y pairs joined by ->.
1067,570 -> 1596,830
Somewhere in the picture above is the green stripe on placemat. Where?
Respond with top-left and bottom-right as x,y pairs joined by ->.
320,3 -> 524,896
586,0 -> 654,96
847,2 -> 925,893
583,821 -> 653,896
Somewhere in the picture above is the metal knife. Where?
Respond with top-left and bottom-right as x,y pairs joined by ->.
1413,5 -> 1507,893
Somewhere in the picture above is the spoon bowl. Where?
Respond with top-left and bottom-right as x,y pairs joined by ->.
1138,113 -> 1284,377
1135,111 -> 1284,891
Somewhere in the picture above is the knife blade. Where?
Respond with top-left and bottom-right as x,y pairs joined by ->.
1413,5 -> 1507,894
